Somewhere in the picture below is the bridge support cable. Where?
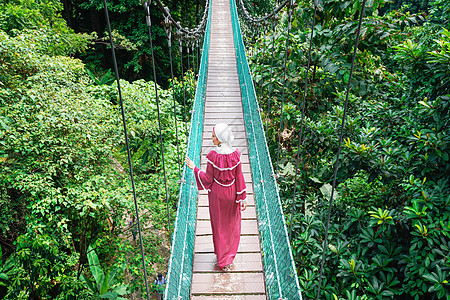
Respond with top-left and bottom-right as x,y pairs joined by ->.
152,1 -> 210,141
177,38 -> 188,137
102,0 -> 151,298
259,22 -> 267,127
267,18 -> 277,137
164,0 -> 211,297
192,39 -> 197,95
190,40 -> 196,75
288,0 -> 319,240
315,0 -> 368,298
237,0 -> 290,23
186,41 -> 193,120
232,0 -> 302,297
196,39 -> 200,73
163,12 -> 182,178
274,0 -> 295,175
143,2 -> 172,242
236,0 -> 289,140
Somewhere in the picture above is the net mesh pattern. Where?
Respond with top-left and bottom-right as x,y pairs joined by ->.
164,2 -> 211,298
230,0 -> 302,298
165,0 -> 302,298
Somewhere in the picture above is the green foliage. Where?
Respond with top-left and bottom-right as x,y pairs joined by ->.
249,0 -> 450,298
0,19 -> 187,298
66,0 -> 205,87
338,171 -> 392,209
81,245 -> 129,299
0,0 -> 65,33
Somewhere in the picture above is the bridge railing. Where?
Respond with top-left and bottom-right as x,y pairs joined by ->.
230,0 -> 303,298
164,1 -> 211,298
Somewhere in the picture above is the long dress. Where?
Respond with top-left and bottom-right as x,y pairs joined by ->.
193,148 -> 247,268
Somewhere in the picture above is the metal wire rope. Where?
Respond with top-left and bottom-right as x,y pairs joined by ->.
165,1 -> 212,292
163,11 -> 182,178
192,38 -> 197,75
237,0 -> 290,23
235,0 -> 290,144
177,37 -> 188,138
101,0 -> 151,298
260,21 -> 268,98
234,12 -> 283,300
153,0 -> 208,36
266,17 -> 277,136
196,38 -> 200,71
258,21 -> 270,135
143,2 -> 173,242
288,0 -> 318,240
231,0 -> 302,296
186,39 -> 193,118
274,0 -> 295,175
316,0 -> 368,298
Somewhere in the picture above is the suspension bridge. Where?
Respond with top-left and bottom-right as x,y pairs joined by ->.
103,0 -> 366,297
164,0 -> 301,298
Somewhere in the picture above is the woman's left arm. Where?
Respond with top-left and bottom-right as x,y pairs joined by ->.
235,161 -> 247,210
186,156 -> 214,191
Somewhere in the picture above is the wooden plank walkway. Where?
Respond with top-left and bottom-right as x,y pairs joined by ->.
190,0 -> 267,298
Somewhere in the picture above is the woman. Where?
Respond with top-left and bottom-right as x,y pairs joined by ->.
185,123 -> 247,270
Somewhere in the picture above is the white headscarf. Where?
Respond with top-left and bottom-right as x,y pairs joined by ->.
213,123 -> 235,154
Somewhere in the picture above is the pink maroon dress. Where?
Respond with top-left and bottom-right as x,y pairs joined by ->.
193,148 -> 247,268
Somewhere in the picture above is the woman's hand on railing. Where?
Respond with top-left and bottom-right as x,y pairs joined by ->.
185,157 -> 195,170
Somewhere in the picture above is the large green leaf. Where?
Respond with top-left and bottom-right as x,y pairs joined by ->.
0,273 -> 8,281
112,285 -> 128,296
87,245 -> 105,290
100,272 -> 110,295
99,291 -> 118,299
81,274 -> 97,293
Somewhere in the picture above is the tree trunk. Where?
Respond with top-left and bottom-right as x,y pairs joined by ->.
61,0 -> 73,29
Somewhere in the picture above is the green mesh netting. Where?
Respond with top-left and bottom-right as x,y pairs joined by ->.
164,2 -> 211,298
230,0 -> 303,298
165,0 -> 301,298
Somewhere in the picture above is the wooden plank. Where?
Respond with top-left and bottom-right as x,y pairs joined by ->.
194,235 -> 261,253
196,219 -> 259,235
197,205 -> 256,221
205,106 -> 243,113
204,118 -> 244,125
191,273 -> 265,294
192,296 -> 267,300
205,91 -> 241,97
198,193 -> 256,207
193,252 -> 263,272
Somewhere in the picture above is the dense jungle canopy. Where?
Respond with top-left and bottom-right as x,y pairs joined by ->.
0,0 -> 449,299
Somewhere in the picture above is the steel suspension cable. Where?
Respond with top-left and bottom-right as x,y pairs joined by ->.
259,22 -> 270,135
260,21 -> 267,98
288,0 -> 318,240
275,0 -> 294,175
163,12 -> 182,178
253,28 -> 260,65
101,0 -> 150,298
238,0 -> 290,23
178,37 -> 188,137
187,40 -> 193,115
196,39 -> 200,71
316,1 -> 368,298
154,0 -> 208,36
143,2 -> 172,242
192,40 -> 197,75
266,17 -> 277,136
